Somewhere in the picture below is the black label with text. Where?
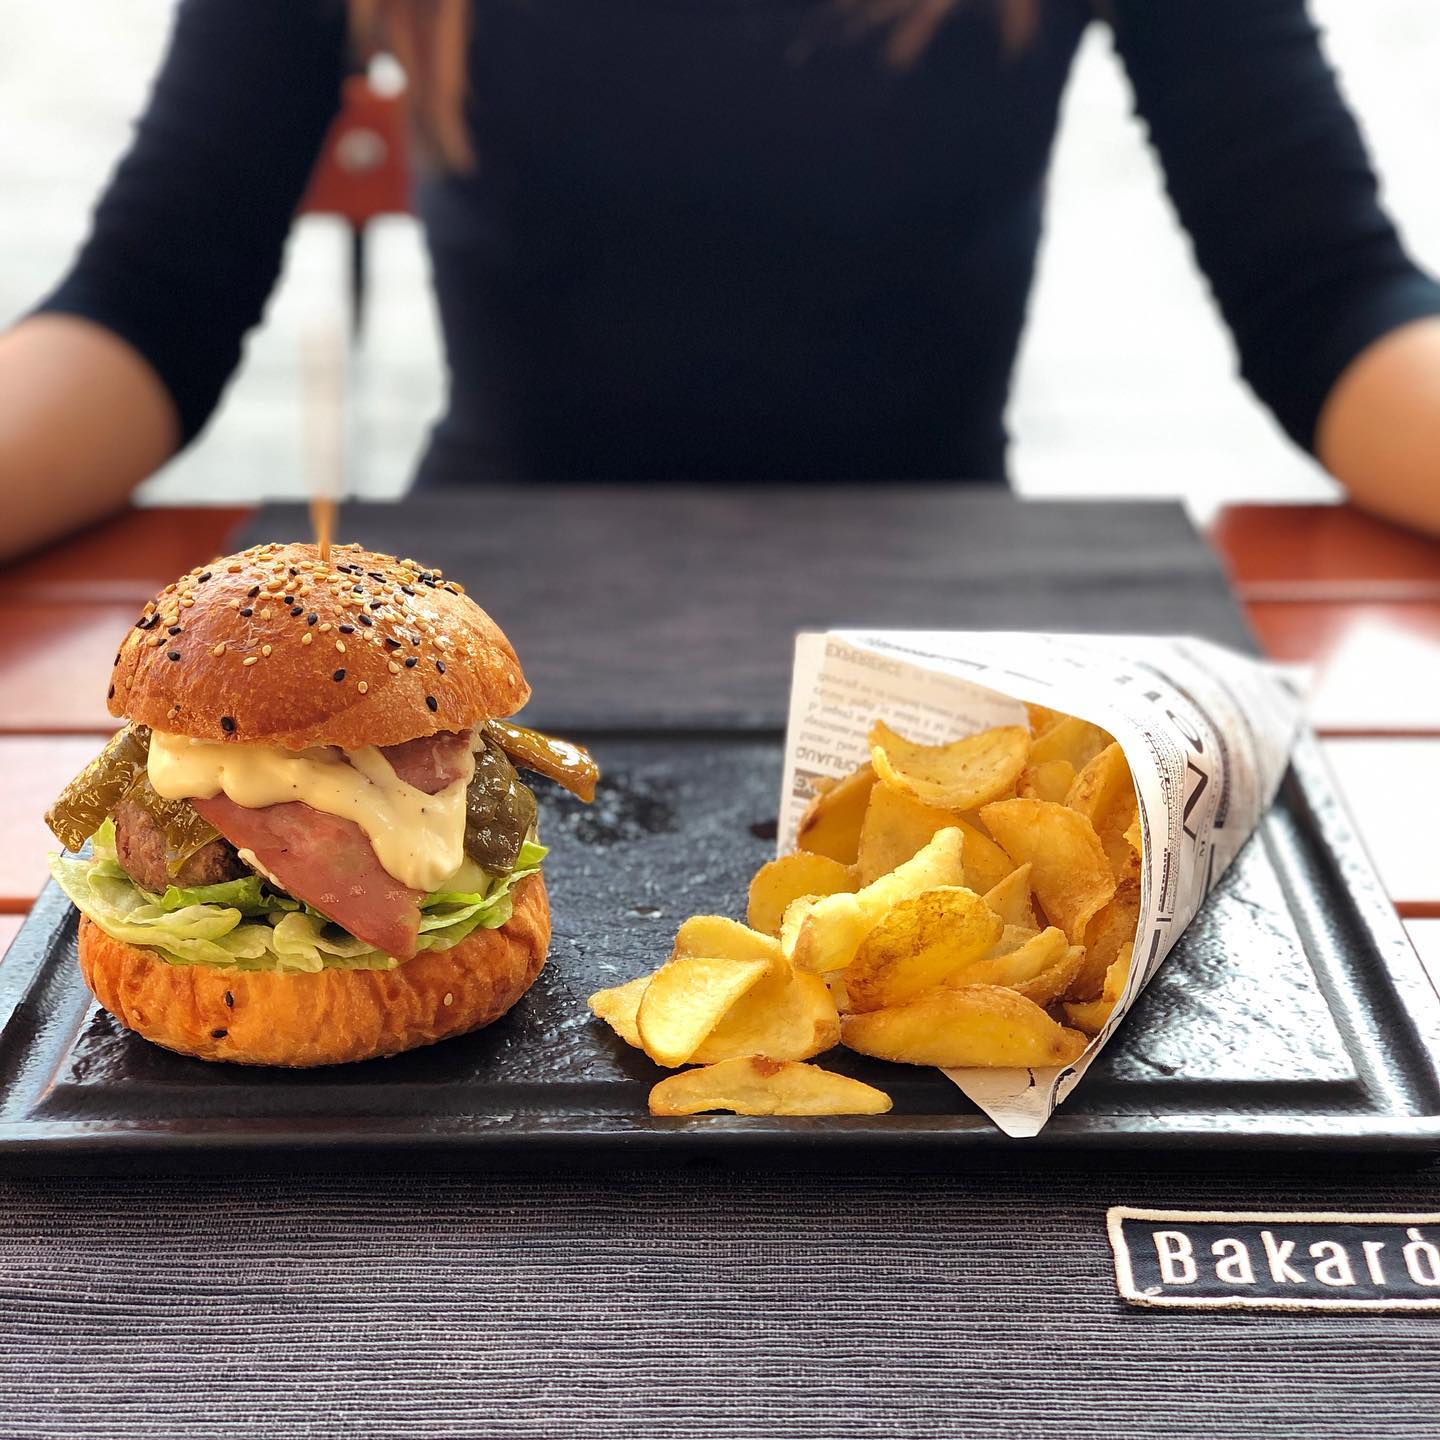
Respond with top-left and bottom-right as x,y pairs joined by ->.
1108,1207 -> 1440,1312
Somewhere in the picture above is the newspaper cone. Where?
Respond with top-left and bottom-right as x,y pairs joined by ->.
778,631 -> 1303,1137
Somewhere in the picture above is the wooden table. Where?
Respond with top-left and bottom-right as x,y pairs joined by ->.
3,501 -> 1438,970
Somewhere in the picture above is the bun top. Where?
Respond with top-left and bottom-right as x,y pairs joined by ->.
110,542 -> 530,749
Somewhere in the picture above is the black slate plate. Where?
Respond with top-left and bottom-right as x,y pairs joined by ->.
2,731 -> 1438,1172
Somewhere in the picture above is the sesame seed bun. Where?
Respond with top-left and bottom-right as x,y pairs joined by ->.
110,542 -> 530,749
77,872 -> 550,1067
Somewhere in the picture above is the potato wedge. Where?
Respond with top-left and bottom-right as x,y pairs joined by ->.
1028,716 -> 1113,773
982,863 -> 1036,929
796,763 -> 875,864
854,782 -> 955,886
649,1058 -> 892,1117
1017,760 -> 1075,804
1010,944 -> 1087,1008
845,886 -> 1003,1013
1071,878 -> 1140,1000
1065,742 -> 1140,879
841,986 -> 1088,1068
979,798 -> 1116,944
1064,942 -> 1134,1033
747,852 -> 855,936
869,720 -> 1029,812
690,967 -> 841,1064
788,826 -> 966,974
1025,702 -> 1066,739
587,973 -> 650,1050
636,955 -> 771,1067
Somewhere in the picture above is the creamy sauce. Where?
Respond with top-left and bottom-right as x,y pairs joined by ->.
148,729 -> 474,892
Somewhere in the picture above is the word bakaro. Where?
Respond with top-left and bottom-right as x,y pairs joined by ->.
590,706 -> 1141,1116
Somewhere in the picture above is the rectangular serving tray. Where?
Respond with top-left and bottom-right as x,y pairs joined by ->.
2,731 -> 1438,1172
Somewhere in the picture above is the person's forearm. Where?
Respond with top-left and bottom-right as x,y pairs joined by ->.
1316,316 -> 1440,538
0,314 -> 179,563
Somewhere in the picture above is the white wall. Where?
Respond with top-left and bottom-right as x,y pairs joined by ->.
3,1 -> 1437,520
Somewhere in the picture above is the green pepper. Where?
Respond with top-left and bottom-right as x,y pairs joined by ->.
464,737 -> 539,875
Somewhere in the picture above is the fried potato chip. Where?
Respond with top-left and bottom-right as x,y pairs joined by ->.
671,915 -> 785,968
841,986 -> 1088,1068
746,853 -> 855,936
648,1057 -> 892,1117
1025,703 -> 1066,739
855,783 -> 952,886
979,798 -> 1116,945
690,967 -> 841,1064
1071,878 -> 1140,1000
636,955 -> 771,1067
788,826 -> 966,974
949,814 -> 1016,893
1065,742 -> 1140,879
844,886 -> 1004,1013
1028,716 -> 1112,774
869,720 -> 1029,812
982,863 -> 1036,929
966,925 -> 1069,987
1011,944 -> 1087,1008
984,923 -> 1043,958
587,973 -> 650,1050
1018,760 -> 1075,804
1063,942 -> 1133,1033
796,763 -> 875,864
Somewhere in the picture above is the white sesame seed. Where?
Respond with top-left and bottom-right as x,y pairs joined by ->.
302,632 -> 313,646
242,655 -> 259,667
335,640 -> 346,654
358,681 -> 368,695
259,607 -> 272,620
261,644 -> 272,657
318,623 -> 332,633
388,661 -> 400,674
212,643 -> 226,657
443,992 -> 454,1007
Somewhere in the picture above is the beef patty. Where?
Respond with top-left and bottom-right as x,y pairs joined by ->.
113,794 -> 248,893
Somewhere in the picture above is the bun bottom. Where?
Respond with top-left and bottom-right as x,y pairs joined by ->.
77,873 -> 550,1067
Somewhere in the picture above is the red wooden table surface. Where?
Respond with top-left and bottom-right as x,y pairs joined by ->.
1,502 -> 1438,970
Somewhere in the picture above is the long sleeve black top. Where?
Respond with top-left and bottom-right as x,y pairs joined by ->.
39,0 -> 1440,485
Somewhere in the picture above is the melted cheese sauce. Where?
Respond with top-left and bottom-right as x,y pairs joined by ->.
147,729 -> 474,892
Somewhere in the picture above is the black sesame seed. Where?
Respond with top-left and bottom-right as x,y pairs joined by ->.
383,636 -> 401,648
107,684 -> 116,700
404,656 -> 418,668
401,585 -> 415,596
113,653 -> 121,665
357,614 -> 373,627
168,626 -> 182,636
352,585 -> 364,595
220,715 -> 236,733
223,991 -> 234,1007
239,607 -> 254,618
368,600 -> 383,610
339,623 -> 355,634
210,1028 -> 228,1040
247,585 -> 260,599
333,669 -> 346,682
198,571 -> 212,583
426,695 -> 438,712
283,594 -> 294,605
368,571 -> 384,582
307,612 -> 318,625
288,566 -> 298,577
435,660 -> 446,674
167,650 -> 182,662
410,635 -> 421,645
290,606 -> 303,617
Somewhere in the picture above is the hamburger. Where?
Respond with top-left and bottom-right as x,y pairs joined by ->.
45,541 -> 596,1067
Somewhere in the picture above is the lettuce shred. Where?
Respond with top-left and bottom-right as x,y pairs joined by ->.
49,819 -> 546,975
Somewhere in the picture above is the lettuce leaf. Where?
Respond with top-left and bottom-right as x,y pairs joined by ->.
48,835 -> 547,975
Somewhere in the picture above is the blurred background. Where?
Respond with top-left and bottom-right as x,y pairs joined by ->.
3,0 -> 1437,524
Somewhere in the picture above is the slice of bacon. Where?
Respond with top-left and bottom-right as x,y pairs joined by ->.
378,729 -> 472,794
190,795 -> 424,960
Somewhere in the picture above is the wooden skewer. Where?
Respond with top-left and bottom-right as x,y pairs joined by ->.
303,324 -> 345,563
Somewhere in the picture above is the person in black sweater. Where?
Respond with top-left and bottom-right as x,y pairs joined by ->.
3,0 -> 1439,556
